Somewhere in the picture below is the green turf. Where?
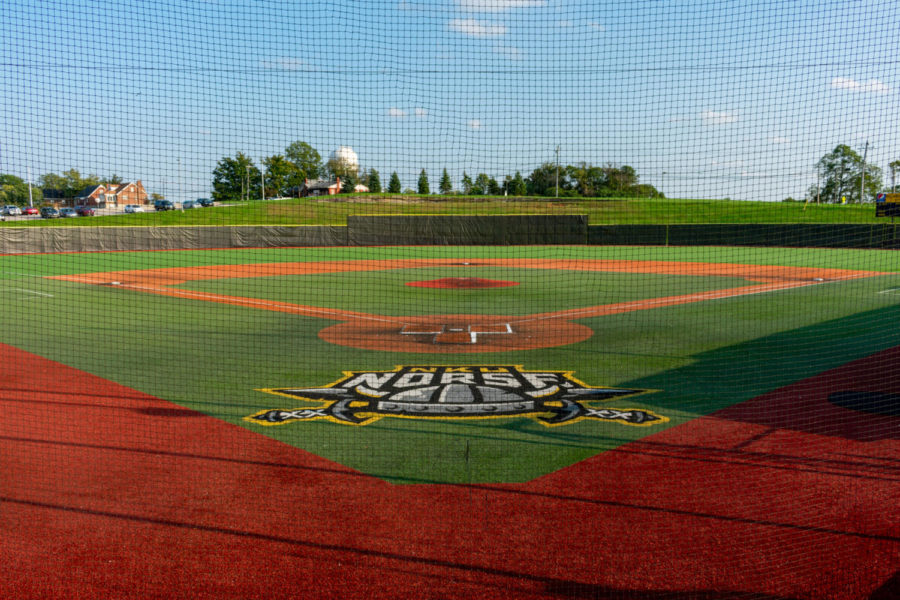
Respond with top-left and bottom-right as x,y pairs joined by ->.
174,267 -> 753,316
0,195 -> 889,227
1,246 -> 898,484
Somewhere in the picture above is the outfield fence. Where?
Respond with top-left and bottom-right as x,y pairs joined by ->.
2,220 -> 899,253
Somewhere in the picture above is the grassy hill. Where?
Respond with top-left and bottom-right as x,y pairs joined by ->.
1,195 -> 887,227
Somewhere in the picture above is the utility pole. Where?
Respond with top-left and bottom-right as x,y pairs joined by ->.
260,159 -> 265,202
860,140 -> 869,203
555,145 -> 560,199
27,164 -> 33,207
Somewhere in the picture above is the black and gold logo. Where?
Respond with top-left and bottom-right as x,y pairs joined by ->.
246,366 -> 666,427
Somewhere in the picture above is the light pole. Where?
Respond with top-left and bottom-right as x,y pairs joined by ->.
860,140 -> 869,203
555,145 -> 560,199
260,158 -> 265,202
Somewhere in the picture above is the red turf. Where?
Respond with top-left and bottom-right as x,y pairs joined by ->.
2,342 -> 898,599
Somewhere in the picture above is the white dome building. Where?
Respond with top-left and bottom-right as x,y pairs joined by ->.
329,146 -> 359,174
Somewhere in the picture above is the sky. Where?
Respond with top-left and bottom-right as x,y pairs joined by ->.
2,0 -> 900,202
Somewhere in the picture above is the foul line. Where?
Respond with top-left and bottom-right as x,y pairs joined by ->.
10,288 -> 54,298
49,270 -> 879,328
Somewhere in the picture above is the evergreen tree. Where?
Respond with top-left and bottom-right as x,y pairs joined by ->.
511,171 -> 527,196
439,168 -> 452,194
367,169 -> 382,193
388,172 -> 402,193
418,169 -> 430,195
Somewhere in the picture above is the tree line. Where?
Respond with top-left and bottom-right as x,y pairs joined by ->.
805,145 -> 900,203
0,170 -> 141,206
212,141 -> 663,200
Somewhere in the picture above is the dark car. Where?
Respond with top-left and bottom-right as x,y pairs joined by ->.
154,200 -> 176,211
40,207 -> 60,218
76,206 -> 95,216
197,198 -> 214,207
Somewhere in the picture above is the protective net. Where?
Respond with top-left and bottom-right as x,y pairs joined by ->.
1,2 -> 898,599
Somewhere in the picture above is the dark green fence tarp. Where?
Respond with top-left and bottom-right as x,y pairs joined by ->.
347,215 -> 589,245
0,226 -> 347,254
588,224 -> 900,249
2,222 -> 898,253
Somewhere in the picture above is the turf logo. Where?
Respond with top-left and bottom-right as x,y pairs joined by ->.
246,366 -> 666,427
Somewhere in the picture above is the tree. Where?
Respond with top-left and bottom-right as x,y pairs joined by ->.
262,155 -> 298,197
388,172 -> 402,193
39,169 -> 100,199
511,171 -> 527,196
487,176 -> 501,196
567,162 -> 603,197
607,164 -> 638,193
889,160 -> 900,192
284,141 -> 322,183
366,169 -> 382,193
472,173 -> 491,195
340,172 -> 358,193
0,174 -> 42,205
816,145 -> 882,203
212,152 -> 259,202
526,162 -> 567,196
461,172 -> 473,195
417,169 -> 430,195
439,168 -> 452,194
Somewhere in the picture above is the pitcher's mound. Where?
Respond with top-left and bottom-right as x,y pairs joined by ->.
406,277 -> 519,289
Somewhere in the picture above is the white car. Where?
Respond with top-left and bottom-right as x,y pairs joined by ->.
124,204 -> 144,213
2,205 -> 22,216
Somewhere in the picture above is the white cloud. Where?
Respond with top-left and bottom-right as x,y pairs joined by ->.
494,44 -> 522,59
260,57 -> 304,70
414,108 -> 428,118
588,22 -> 605,32
449,18 -> 507,37
456,0 -> 547,12
388,108 -> 407,118
770,136 -> 790,145
701,110 -> 738,125
831,77 -> 890,94
468,119 -> 482,130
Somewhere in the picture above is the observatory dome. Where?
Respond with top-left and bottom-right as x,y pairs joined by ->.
330,146 -> 359,170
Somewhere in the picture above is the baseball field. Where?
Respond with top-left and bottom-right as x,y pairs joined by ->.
2,244 -> 898,599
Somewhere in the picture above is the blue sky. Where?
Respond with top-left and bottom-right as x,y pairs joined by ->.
2,0 -> 899,201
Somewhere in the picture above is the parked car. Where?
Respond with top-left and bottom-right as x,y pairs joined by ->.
197,198 -> 214,207
59,207 -> 79,218
181,200 -> 198,209
154,200 -> 176,211
2,205 -> 22,216
76,206 -> 95,216
22,206 -> 39,215
40,207 -> 59,218
124,204 -> 144,213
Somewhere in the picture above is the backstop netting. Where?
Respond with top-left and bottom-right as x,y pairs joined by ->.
1,2 -> 898,599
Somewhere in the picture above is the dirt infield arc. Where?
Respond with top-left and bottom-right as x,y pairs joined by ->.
50,258 -> 884,353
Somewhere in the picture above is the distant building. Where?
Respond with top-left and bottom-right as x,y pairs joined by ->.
74,181 -> 148,207
299,177 -> 342,197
